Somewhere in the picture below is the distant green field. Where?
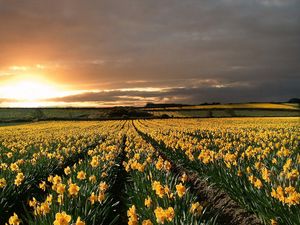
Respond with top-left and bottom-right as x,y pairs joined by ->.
145,103 -> 299,111
0,108 -> 109,122
0,103 -> 299,122
150,109 -> 300,118
144,103 -> 299,118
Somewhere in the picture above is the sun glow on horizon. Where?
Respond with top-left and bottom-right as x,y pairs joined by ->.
0,76 -> 67,101
0,75 -> 89,107
0,80 -> 61,101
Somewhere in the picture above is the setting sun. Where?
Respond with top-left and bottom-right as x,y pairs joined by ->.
0,80 -> 61,101
0,76 -> 75,107
0,75 -> 96,107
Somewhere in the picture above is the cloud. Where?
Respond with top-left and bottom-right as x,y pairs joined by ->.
0,0 -> 299,104
48,77 -> 300,105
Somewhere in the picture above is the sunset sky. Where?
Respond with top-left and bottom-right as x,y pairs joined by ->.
0,0 -> 299,107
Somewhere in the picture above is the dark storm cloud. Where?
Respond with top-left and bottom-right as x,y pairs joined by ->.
50,77 -> 300,104
0,0 -> 299,103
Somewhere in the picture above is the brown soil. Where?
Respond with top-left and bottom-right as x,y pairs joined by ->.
187,172 -> 262,225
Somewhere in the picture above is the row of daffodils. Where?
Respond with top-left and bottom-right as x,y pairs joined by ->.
123,123 -> 218,225
134,117 -> 300,225
25,133 -> 123,224
0,121 -> 125,224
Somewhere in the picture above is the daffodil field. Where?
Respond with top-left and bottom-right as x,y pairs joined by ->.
0,117 -> 299,225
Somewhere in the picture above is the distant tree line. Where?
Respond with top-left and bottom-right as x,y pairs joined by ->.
288,98 -> 300,103
144,102 -> 221,108
144,103 -> 190,108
